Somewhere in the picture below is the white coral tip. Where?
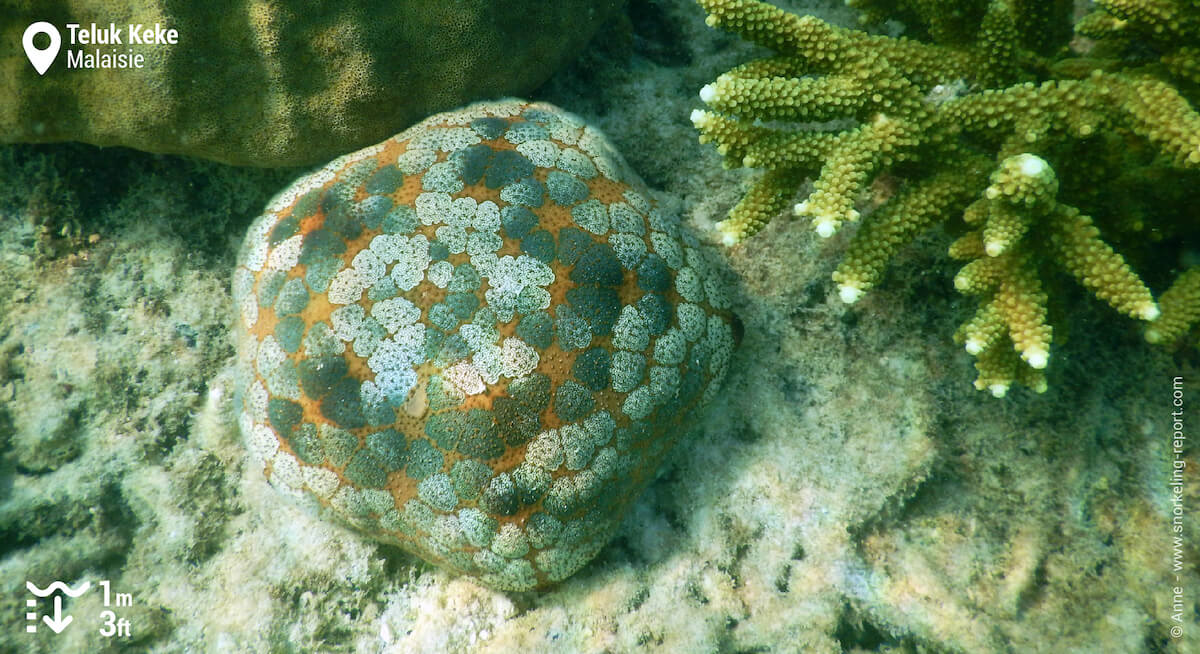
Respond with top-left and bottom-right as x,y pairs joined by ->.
964,338 -> 984,355
793,200 -> 809,215
1017,153 -> 1048,177
815,219 -> 837,238
1023,347 -> 1048,370
1138,303 -> 1161,321
838,284 -> 863,304
989,383 -> 1009,398
690,109 -> 708,128
984,240 -> 1005,257
699,84 -> 717,104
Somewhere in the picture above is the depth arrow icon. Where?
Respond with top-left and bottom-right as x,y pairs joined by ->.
42,596 -> 72,633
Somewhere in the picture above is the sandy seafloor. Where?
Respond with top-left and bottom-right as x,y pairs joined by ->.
1,1 -> 1198,652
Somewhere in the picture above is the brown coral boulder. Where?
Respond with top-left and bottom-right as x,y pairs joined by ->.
0,1 -> 620,166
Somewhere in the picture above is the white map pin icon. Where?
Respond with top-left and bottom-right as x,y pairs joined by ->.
23,22 -> 61,76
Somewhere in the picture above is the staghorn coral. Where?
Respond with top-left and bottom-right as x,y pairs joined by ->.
1076,0 -> 1200,88
1146,265 -> 1200,345
691,0 -> 1200,395
232,99 -> 735,590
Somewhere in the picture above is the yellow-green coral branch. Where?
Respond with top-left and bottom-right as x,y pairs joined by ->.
694,0 -> 1200,396
740,130 -> 842,170
714,168 -> 808,245
972,340 -> 1047,397
978,203 -> 1031,258
691,110 -> 767,167
1145,266 -> 1200,344
1047,206 -> 1161,321
1111,76 -> 1200,167
794,113 -> 921,237
992,253 -> 1053,370
1096,0 -> 1199,41
697,0 -> 852,61
834,163 -> 987,302
956,301 -> 1007,356
701,73 -> 871,123
954,254 -> 1005,294
696,0 -> 973,84
1163,46 -> 1200,85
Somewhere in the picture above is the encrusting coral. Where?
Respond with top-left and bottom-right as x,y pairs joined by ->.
233,99 -> 735,590
691,0 -> 1200,395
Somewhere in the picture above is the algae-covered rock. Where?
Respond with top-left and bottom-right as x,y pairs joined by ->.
0,1 -> 620,166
